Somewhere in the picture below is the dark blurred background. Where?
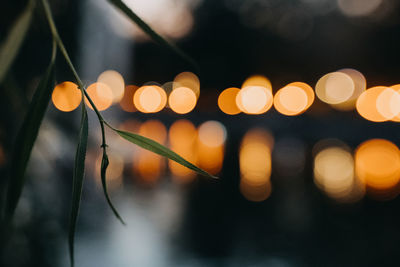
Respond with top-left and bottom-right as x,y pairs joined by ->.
2,0 -> 400,266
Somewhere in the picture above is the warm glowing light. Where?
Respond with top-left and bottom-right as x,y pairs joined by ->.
287,82 -> 314,109
134,120 -> 167,183
134,85 -> 167,113
355,139 -> 400,191
168,120 -> 198,183
85,83 -> 113,111
242,75 -> 272,92
97,70 -> 125,103
331,69 -> 366,111
338,0 -> 382,17
239,129 -> 273,202
119,85 -> 138,112
236,86 -> 273,114
274,85 -> 308,116
198,121 -> 227,148
197,121 -> 226,175
313,147 -> 357,201
376,88 -> 400,120
95,151 -> 124,190
218,87 -> 241,115
315,72 -> 355,104
390,84 -> 400,122
168,87 -> 197,114
52,82 -> 82,112
173,71 -> 200,97
356,86 -> 400,122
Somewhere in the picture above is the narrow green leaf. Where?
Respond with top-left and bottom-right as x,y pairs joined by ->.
4,51 -> 55,221
107,0 -> 199,72
0,0 -> 35,83
100,149 -> 126,225
114,129 -> 218,179
68,103 -> 88,267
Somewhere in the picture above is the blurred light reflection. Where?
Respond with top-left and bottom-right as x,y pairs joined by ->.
52,82 -> 82,112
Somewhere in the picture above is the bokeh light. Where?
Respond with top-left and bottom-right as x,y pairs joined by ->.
85,82 -> 113,111
239,129 -> 274,202
97,70 -> 125,103
274,84 -> 308,116
314,146 -> 358,201
173,71 -> 200,98
242,75 -> 272,92
198,121 -> 227,148
134,85 -> 167,113
168,87 -> 197,114
356,86 -> 400,122
236,86 -> 273,114
134,120 -> 167,184
315,72 -> 355,104
52,81 -> 82,112
355,139 -> 400,199
197,121 -> 226,175
337,0 -> 383,17
390,84 -> 400,122
331,69 -> 367,111
119,85 -> 138,112
168,120 -> 198,183
218,87 -> 241,115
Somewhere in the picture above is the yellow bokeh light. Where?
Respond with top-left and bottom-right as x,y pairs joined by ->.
313,147 -> 358,201
85,83 -> 113,111
240,179 -> 272,202
198,121 -> 227,148
356,86 -> 400,122
218,87 -> 241,115
197,121 -> 226,175
239,129 -> 273,202
236,86 -> 273,114
168,87 -> 197,114
315,72 -> 355,104
173,71 -> 200,97
376,88 -> 400,120
274,85 -> 308,116
97,70 -> 125,103
242,75 -> 272,92
168,120 -> 198,183
134,120 -> 167,184
331,68 -> 366,111
119,85 -> 138,112
134,85 -> 167,113
52,81 -> 82,112
287,82 -> 314,109
355,139 -> 400,191
390,84 -> 400,122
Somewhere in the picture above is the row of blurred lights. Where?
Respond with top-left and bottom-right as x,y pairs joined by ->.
85,118 -> 400,203
51,69 -> 400,122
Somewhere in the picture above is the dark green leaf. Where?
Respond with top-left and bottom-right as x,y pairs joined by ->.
68,103 -> 88,267
0,0 -> 35,83
107,0 -> 199,72
4,54 -> 55,221
100,149 -> 126,225
114,129 -> 218,179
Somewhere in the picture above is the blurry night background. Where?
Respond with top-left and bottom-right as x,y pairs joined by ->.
2,0 -> 400,266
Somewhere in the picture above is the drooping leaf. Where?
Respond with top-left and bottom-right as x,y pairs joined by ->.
0,0 -> 35,83
4,51 -> 55,221
100,149 -> 125,225
107,0 -> 199,72
68,103 -> 88,267
114,129 -> 218,179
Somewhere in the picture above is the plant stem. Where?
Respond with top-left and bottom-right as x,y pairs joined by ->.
41,0 -> 107,148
